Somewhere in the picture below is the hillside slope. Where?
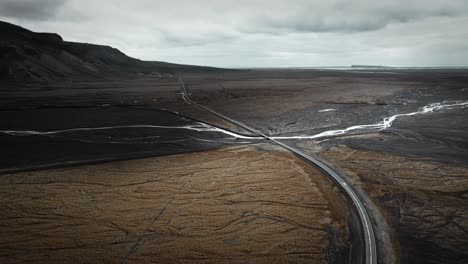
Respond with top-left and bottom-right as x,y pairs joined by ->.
0,21 -> 220,82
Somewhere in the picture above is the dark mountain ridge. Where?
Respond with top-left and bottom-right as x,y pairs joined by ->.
0,21 -> 221,82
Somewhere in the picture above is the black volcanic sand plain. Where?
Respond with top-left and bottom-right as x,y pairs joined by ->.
1,69 -> 468,264
0,106 -> 257,171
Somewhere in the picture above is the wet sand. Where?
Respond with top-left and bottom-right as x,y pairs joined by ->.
0,144 -> 348,264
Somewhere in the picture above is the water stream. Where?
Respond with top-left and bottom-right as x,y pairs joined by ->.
1,100 -> 467,143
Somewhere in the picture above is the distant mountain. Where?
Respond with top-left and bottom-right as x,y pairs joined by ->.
351,65 -> 392,69
0,21 -> 221,82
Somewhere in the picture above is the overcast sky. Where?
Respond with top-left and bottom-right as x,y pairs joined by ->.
1,0 -> 468,67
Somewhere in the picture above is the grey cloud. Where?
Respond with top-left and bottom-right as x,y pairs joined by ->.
1,0 -> 468,67
253,17 -> 387,34
0,0 -> 65,20
244,0 -> 468,34
160,31 -> 236,48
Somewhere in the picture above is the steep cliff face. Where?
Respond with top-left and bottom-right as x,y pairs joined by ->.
0,21 -> 218,82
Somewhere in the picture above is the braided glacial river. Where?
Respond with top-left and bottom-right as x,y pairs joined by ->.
2,100 -> 467,143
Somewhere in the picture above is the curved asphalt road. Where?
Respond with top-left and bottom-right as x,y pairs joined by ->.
178,77 -> 377,264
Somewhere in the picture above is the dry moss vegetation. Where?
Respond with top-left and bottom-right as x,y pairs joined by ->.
0,145 -> 348,264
